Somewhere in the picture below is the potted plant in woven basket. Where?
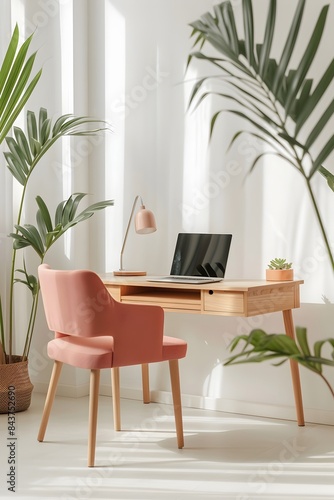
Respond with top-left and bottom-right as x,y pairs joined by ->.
0,26 -> 113,413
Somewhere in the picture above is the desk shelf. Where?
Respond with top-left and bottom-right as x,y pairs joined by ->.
106,285 -> 202,312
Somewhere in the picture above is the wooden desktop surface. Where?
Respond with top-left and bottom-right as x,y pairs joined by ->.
101,275 -> 305,425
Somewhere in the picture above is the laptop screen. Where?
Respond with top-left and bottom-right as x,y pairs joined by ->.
170,233 -> 232,278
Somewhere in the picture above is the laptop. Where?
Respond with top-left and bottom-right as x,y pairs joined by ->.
148,233 -> 232,284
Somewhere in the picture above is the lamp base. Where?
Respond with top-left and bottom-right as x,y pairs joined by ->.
113,270 -> 147,276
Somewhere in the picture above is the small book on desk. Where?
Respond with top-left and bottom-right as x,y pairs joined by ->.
147,232 -> 232,285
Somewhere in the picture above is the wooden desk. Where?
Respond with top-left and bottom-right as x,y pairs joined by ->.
101,275 -> 305,426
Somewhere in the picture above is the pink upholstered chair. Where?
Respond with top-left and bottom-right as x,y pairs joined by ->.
37,264 -> 187,466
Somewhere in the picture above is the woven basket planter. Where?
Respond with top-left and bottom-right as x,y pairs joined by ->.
0,356 -> 34,413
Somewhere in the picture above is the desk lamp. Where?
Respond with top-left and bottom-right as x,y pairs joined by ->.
113,195 -> 156,276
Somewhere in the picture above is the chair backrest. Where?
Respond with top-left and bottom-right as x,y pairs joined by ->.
38,264 -> 115,337
38,264 -> 165,366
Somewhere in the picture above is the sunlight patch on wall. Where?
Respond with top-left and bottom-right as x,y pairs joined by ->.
104,1 -> 126,271
203,361 -> 224,399
59,0 -> 74,258
182,65 -> 212,232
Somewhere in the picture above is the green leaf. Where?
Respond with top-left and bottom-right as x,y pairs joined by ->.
52,113 -> 73,136
55,201 -> 66,226
14,262 -> 38,295
272,0 -> 305,94
295,59 -> 334,135
14,126 -> 33,165
318,165 -> 334,192
27,109 -> 38,153
0,33 -> 34,117
0,24 -> 42,144
0,69 -> 42,144
296,327 -> 311,356
310,135 -> 334,177
35,196 -> 53,245
61,193 -> 87,225
284,5 -> 329,117
222,2 -> 239,55
304,99 -> 334,150
11,224 -> 45,259
4,151 -> 26,185
242,0 -> 255,68
5,136 -> 29,175
0,24 -> 19,96
40,118 -> 52,145
258,0 -> 276,79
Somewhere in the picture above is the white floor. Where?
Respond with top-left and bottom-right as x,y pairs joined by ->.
0,392 -> 333,500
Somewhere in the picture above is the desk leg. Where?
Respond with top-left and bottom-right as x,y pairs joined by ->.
142,364 -> 150,404
283,309 -> 305,426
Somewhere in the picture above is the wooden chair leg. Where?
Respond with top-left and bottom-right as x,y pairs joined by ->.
111,367 -> 121,431
168,359 -> 184,449
37,360 -> 63,442
141,363 -> 150,404
88,369 -> 100,467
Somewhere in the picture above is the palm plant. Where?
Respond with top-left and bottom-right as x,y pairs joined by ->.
188,0 -> 334,399
0,26 -> 113,362
225,328 -> 334,398
187,0 -> 334,270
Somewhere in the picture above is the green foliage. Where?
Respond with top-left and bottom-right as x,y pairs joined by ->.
225,328 -> 334,397
0,24 -> 42,143
267,258 -> 292,270
0,27 -> 113,360
11,194 -> 114,260
4,108 -> 109,186
0,108 -> 113,359
188,0 -> 334,271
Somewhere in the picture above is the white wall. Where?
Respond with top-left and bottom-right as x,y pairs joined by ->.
1,0 -> 334,425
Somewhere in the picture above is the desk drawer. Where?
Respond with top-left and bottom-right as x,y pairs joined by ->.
203,290 -> 245,315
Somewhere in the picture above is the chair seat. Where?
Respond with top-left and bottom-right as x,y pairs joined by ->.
47,336 -> 114,369
48,334 -> 187,370
162,336 -> 187,360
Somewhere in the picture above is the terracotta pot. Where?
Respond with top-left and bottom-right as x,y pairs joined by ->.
266,269 -> 294,281
0,356 -> 34,413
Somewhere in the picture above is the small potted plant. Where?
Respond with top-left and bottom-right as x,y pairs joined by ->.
266,258 -> 294,281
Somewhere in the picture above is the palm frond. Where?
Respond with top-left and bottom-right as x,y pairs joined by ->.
188,0 -> 334,271
4,108 -> 112,187
10,194 -> 114,259
188,0 -> 332,160
0,25 -> 41,143
225,327 -> 334,397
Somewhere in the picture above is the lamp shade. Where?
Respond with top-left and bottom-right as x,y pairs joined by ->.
135,206 -> 157,234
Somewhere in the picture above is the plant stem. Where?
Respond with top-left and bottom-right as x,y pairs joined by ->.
319,373 -> 334,399
22,291 -> 39,361
8,180 -> 28,357
305,178 -> 334,272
